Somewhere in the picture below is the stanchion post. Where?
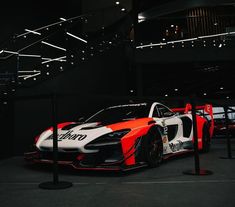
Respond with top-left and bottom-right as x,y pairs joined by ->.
39,93 -> 73,189
220,106 -> 235,159
183,96 -> 213,175
52,93 -> 59,184
191,99 -> 200,174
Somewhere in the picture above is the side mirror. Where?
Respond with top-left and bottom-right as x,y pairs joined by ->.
78,117 -> 85,122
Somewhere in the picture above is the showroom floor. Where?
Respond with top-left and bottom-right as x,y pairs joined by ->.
0,138 -> 235,207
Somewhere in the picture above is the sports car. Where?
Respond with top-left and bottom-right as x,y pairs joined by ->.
24,102 -> 214,171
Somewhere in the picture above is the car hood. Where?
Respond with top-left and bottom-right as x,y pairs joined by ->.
36,118 -> 153,153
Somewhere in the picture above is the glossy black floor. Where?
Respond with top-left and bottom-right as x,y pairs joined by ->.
0,138 -> 235,207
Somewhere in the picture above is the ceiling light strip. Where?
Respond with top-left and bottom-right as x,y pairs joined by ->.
18,70 -> 41,73
41,41 -> 66,51
198,33 -> 228,39
136,32 -> 231,49
21,72 -> 41,80
24,29 -> 41,35
41,56 -> 67,64
66,32 -> 87,43
18,54 -> 41,58
1,50 -> 19,55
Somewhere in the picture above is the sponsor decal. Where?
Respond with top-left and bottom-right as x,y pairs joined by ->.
169,140 -> 183,152
162,135 -> 168,143
163,146 -> 168,153
46,130 -> 87,141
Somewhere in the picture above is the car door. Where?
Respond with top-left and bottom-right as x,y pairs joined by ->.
152,104 -> 185,154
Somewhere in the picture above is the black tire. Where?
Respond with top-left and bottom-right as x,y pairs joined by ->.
202,124 -> 211,153
143,127 -> 163,167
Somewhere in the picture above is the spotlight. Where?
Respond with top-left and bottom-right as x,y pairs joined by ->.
203,93 -> 207,96
165,94 -> 168,97
46,72 -> 50,75
121,8 -> 125,11
174,88 -> 178,92
220,87 -> 224,90
116,1 -> 120,5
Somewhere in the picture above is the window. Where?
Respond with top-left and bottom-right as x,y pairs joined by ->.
157,104 -> 174,117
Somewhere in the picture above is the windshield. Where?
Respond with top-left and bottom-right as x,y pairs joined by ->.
85,103 -> 151,125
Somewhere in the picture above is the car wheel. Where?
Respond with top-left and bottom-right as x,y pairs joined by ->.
202,124 -> 210,153
143,127 -> 163,167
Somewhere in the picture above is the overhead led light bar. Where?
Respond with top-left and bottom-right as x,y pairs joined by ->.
41,56 -> 66,64
18,70 -> 41,73
1,50 -> 19,55
59,17 -> 67,21
136,43 -> 166,49
167,38 -> 198,44
66,32 -> 87,43
18,72 -> 41,80
41,41 -> 66,51
198,33 -> 228,39
24,29 -> 41,35
18,54 -> 41,58
136,31 -> 232,49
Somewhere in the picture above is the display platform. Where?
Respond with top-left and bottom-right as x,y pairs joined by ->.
0,138 -> 235,207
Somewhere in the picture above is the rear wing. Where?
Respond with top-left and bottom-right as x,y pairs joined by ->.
172,103 -> 214,137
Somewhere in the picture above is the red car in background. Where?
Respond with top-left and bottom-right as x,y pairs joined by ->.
213,118 -> 235,137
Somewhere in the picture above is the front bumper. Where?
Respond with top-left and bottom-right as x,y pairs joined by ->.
24,150 -> 124,171
24,150 -> 147,171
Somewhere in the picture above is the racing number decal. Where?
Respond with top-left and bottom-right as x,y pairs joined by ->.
163,126 -> 168,135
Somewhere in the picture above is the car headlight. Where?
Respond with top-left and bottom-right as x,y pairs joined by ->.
85,129 -> 131,148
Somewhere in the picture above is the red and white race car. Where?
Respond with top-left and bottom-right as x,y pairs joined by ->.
24,102 -> 214,171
